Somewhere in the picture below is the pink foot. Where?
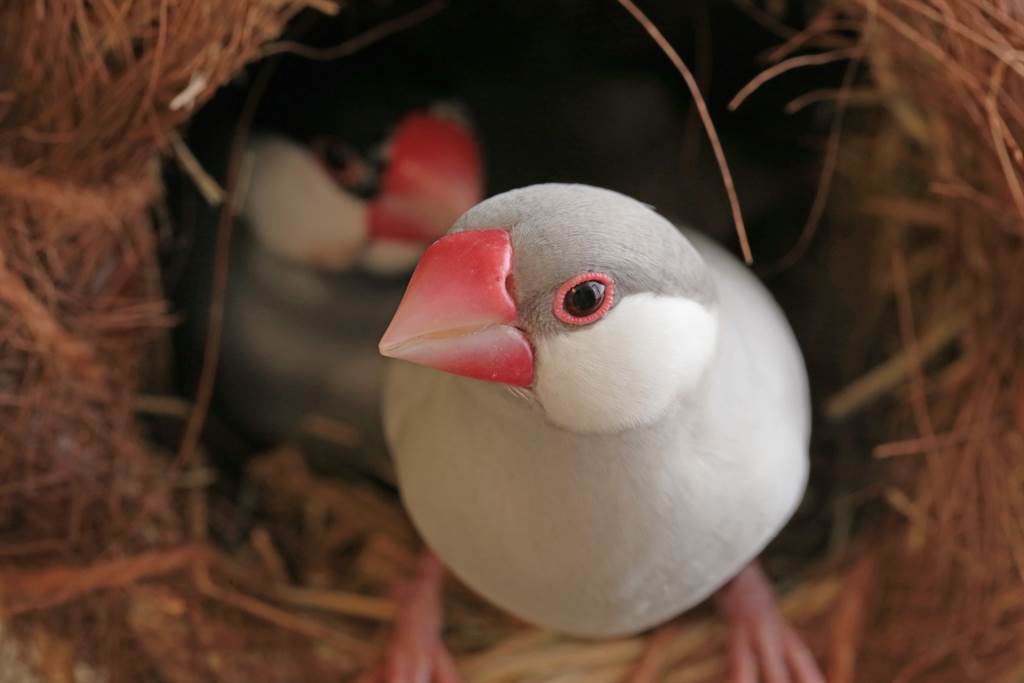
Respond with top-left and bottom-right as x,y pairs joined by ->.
358,553 -> 461,683
714,562 -> 825,683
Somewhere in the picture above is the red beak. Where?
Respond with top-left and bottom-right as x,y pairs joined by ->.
378,229 -> 534,387
368,112 -> 484,244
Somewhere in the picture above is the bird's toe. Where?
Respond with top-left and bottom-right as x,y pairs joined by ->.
749,616 -> 792,683
783,625 -> 826,683
727,623 -> 758,683
716,563 -> 825,683
367,552 -> 457,683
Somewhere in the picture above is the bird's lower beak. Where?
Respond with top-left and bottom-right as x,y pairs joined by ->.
378,229 -> 534,387
368,112 -> 483,244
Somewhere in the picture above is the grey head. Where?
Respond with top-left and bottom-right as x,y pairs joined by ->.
452,183 -> 716,338
382,183 -> 722,435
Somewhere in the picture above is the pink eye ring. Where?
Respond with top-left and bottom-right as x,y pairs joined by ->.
553,272 -> 615,325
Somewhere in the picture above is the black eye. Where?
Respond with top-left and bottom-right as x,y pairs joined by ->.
313,138 -> 380,198
564,280 -> 606,317
553,272 -> 615,325
323,143 -> 348,171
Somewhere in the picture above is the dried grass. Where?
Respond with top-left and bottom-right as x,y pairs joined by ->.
0,1 -> 344,680
0,0 -> 1022,681
806,0 -> 1024,680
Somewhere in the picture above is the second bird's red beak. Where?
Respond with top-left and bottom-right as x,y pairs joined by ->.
378,229 -> 534,387
368,112 -> 483,244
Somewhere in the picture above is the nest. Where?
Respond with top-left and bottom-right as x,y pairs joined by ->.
0,1 -> 1022,682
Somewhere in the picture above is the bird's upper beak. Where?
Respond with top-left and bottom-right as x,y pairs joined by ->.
378,229 -> 534,386
368,112 -> 484,244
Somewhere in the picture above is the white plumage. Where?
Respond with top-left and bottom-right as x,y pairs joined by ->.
243,135 -> 368,271
381,184 -> 810,638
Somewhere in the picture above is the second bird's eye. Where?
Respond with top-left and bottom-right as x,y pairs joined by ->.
553,272 -> 615,325
312,137 -> 380,198
564,281 -> 606,317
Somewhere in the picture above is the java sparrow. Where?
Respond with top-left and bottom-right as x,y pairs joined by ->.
375,184 -> 823,683
176,107 -> 482,469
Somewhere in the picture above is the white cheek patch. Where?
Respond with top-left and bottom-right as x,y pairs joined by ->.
533,294 -> 718,434
243,136 -> 368,271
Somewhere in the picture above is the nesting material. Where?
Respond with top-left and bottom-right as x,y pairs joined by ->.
0,1 -> 341,680
821,1 -> 1024,680
0,0 -> 1022,682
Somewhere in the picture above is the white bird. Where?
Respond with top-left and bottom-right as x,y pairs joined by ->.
374,184 -> 823,683
175,108 -> 482,473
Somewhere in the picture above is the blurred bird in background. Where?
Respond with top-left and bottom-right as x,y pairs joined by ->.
170,46 -> 483,476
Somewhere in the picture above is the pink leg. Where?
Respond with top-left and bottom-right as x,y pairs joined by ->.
714,562 -> 825,683
362,552 -> 461,683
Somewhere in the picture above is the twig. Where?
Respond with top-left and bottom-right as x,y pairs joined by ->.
890,250 -> 937,442
299,414 -> 363,448
785,87 -> 881,114
827,557 -> 874,683
462,639 -> 645,683
860,197 -> 955,230
271,584 -> 396,621
0,545 -> 209,617
873,423 -> 1000,458
462,577 -> 839,683
0,245 -> 105,385
761,53 -> 862,276
214,552 -> 395,621
169,72 -> 209,112
624,623 -> 683,682
249,528 -> 291,583
824,310 -> 969,420
613,0 -> 752,264
985,62 -> 1024,225
193,565 -> 372,661
261,0 -> 447,60
174,57 -> 266,470
729,47 -> 865,112
302,0 -> 341,15
168,129 -> 224,205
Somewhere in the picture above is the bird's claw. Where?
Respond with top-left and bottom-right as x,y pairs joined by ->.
356,553 -> 461,683
358,640 -> 457,683
726,609 -> 824,683
716,564 -> 826,683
